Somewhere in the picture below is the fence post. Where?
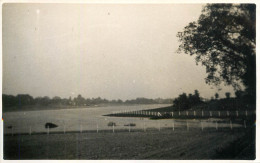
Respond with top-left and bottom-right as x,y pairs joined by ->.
230,120 -> 233,130
236,110 -> 239,117
80,125 -> 82,133
202,110 -> 204,117
172,112 -> 174,117
218,111 -> 221,117
215,121 -> 218,130
186,111 -> 188,116
210,111 -> 212,117
227,111 -> 229,116
113,124 -> 115,133
194,111 -> 196,116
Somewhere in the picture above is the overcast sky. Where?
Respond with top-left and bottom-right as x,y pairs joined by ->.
2,3 -> 234,100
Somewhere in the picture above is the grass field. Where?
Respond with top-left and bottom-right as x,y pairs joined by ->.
4,126 -> 255,160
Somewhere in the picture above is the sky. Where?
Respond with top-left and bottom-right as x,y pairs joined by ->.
2,3 -> 235,100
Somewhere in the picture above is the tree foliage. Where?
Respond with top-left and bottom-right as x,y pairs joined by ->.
177,4 -> 256,98
173,90 -> 203,110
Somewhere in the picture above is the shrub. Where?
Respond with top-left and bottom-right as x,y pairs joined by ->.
107,122 -> 116,126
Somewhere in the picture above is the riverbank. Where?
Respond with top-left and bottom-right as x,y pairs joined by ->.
4,127 -> 254,160
2,103 -> 173,113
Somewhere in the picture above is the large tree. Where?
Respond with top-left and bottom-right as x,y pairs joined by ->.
177,4 -> 256,100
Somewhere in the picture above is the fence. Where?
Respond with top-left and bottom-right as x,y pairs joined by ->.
110,110 -> 255,118
5,118 -> 250,136
4,109 -> 255,136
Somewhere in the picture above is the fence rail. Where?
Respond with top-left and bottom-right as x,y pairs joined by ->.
110,110 -> 255,118
4,119 -> 252,136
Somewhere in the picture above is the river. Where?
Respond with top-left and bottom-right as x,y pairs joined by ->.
2,104 -> 241,134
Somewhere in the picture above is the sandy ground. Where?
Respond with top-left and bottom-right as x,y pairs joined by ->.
3,127 -> 254,160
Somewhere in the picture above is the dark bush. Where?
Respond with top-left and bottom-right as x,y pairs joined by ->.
45,122 -> 58,128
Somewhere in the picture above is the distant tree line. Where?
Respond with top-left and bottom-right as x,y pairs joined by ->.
2,94 -> 173,108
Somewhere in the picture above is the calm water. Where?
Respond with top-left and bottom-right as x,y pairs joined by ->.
3,104 -> 241,134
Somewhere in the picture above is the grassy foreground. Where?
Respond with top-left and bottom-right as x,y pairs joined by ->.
4,127 -> 255,160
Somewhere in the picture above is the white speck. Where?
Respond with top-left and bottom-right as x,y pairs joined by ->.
36,9 -> 40,14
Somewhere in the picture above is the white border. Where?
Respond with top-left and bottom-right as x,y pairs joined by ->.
0,0 -> 259,163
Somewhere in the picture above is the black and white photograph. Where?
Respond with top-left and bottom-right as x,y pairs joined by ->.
1,1 -> 257,160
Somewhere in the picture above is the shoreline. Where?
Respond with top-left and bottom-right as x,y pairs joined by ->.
2,103 -> 172,113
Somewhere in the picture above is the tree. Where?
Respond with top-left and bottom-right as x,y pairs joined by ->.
74,94 -> 85,106
173,93 -> 189,110
52,96 -> 62,105
173,90 -> 203,110
2,94 -> 17,107
16,94 -> 34,106
177,4 -> 256,100
35,96 -> 50,106
193,90 -> 201,103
